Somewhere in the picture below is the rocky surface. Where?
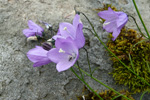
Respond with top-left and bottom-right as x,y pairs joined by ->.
0,0 -> 150,100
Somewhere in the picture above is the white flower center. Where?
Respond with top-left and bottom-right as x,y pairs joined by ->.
103,22 -> 110,27
63,26 -> 71,34
63,27 -> 67,30
59,48 -> 65,53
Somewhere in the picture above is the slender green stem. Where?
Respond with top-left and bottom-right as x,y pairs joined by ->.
91,66 -> 100,75
128,15 -> 146,38
146,61 -> 150,73
74,65 -> 131,100
140,91 -> 148,100
112,94 -> 123,100
83,27 -> 96,36
81,12 -> 150,86
77,61 -> 84,79
128,53 -> 135,72
80,12 -> 97,35
70,67 -> 104,100
83,47 -> 92,76
130,39 -> 148,50
132,0 -> 150,38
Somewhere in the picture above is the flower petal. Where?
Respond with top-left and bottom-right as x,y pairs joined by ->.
74,23 -> 85,48
27,20 -> 44,36
55,37 -> 78,54
103,20 -> 117,32
27,46 -> 47,57
117,12 -> 128,29
47,48 -> 68,63
98,7 -> 118,20
56,46 -> 79,72
52,35 -> 65,40
73,14 -> 81,29
28,20 -> 43,30
27,46 -> 51,67
33,58 -> 51,67
23,29 -> 36,37
112,29 -> 121,41
56,59 -> 75,72
59,22 -> 76,39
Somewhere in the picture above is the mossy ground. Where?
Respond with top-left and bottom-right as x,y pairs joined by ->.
77,86 -> 134,100
107,28 -> 150,93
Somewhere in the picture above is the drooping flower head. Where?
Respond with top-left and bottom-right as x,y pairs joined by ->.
27,46 -> 51,67
23,20 -> 44,37
39,20 -> 52,30
98,7 -> 128,41
47,38 -> 79,72
53,14 -> 85,49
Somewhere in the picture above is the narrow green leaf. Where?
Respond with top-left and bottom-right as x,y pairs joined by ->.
140,91 -> 148,100
91,66 -> 100,76
111,94 -> 123,100
130,39 -> 148,51
146,61 -> 150,73
128,53 -> 135,72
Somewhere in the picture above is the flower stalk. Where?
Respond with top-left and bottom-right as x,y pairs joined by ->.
74,64 -> 132,100
83,47 -> 92,76
128,15 -> 146,38
132,0 -> 150,38
70,67 -> 104,100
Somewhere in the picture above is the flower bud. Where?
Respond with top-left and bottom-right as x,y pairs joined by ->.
27,36 -> 38,42
42,42 -> 52,51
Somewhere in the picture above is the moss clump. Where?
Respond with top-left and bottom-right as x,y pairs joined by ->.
77,86 -> 134,100
107,28 -> 150,93
95,4 -> 118,12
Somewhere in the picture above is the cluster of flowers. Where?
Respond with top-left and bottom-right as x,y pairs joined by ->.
23,7 -> 128,72
23,14 -> 85,72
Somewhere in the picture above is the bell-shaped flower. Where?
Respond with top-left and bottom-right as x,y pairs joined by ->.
47,38 -> 79,72
27,46 -> 51,67
53,14 -> 85,49
23,20 -> 44,37
98,7 -> 128,41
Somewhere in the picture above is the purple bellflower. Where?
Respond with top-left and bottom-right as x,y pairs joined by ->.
27,46 -> 51,67
98,7 -> 128,41
23,20 -> 44,37
47,38 -> 79,72
53,14 -> 85,49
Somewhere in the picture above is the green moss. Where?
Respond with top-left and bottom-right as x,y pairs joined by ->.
77,86 -> 134,100
95,4 -> 118,12
107,28 -> 150,93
